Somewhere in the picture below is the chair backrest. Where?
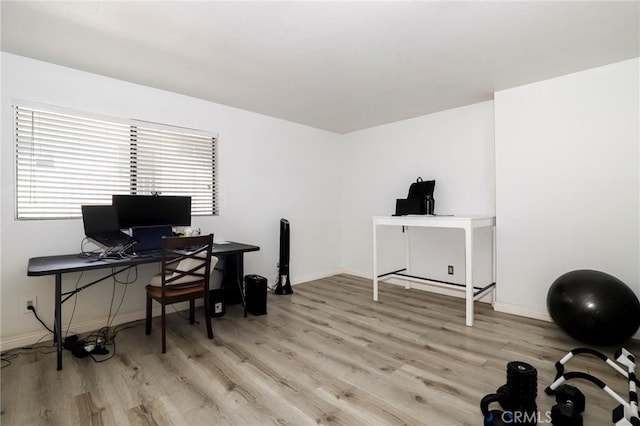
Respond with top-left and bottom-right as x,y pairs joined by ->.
160,234 -> 214,291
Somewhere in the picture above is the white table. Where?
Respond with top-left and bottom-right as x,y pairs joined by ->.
372,215 -> 496,326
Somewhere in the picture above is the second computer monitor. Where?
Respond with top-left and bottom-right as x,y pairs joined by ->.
112,195 -> 191,228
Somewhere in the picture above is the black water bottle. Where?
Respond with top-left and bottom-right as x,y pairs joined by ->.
426,195 -> 434,215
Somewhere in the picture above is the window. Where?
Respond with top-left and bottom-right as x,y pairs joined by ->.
14,103 -> 218,219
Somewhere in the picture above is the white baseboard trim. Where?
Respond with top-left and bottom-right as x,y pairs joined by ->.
0,270 -> 342,352
293,269 -> 345,285
6,272 -> 637,349
493,301 -> 553,323
0,271 -> 346,351
339,269 -> 368,279
0,303 -> 195,352
319,271 -> 640,342
0,270 -> 340,350
493,302 -> 640,341
1,309 -> 144,352
337,272 -> 640,340
1,330 -> 55,353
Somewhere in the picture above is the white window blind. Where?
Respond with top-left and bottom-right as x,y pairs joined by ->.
14,104 -> 218,219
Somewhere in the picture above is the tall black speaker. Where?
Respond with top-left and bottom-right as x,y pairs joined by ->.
274,218 -> 293,295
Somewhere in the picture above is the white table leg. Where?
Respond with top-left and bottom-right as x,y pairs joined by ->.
404,226 -> 411,289
492,224 -> 497,306
373,222 -> 378,301
465,226 -> 474,326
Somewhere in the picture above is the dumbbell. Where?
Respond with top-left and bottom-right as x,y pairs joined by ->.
551,402 -> 582,426
481,361 -> 538,425
551,385 -> 585,426
556,385 -> 585,413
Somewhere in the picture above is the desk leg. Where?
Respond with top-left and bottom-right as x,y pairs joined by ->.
465,227 -> 474,327
237,254 -> 247,318
372,222 -> 378,301
55,273 -> 63,370
221,254 -> 247,316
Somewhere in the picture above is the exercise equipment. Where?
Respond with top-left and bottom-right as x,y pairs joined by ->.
545,347 -> 640,425
481,361 -> 538,425
551,400 -> 583,426
550,385 -> 585,426
547,269 -> 640,346
555,384 -> 585,413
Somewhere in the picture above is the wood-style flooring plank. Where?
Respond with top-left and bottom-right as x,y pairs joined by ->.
2,274 -> 639,425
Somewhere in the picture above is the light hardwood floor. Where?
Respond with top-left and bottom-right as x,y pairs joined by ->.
2,274 -> 639,425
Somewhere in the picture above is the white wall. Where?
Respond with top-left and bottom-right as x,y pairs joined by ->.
0,53 -> 342,348
340,102 -> 496,285
494,58 -> 640,317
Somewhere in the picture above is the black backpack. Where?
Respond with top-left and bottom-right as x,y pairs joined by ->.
395,177 -> 435,215
407,177 -> 435,200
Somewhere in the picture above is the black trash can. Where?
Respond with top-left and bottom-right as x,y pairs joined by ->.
244,274 -> 268,316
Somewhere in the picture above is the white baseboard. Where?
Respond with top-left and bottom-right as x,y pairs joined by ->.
293,269 -> 345,285
0,271 -> 342,352
339,269 -> 367,279
493,301 -> 553,322
335,271 -> 640,342
1,309 -> 144,352
492,302 -> 640,341
5,272 -> 638,350
0,303 -> 194,352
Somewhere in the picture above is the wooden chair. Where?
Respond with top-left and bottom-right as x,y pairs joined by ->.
145,234 -> 217,353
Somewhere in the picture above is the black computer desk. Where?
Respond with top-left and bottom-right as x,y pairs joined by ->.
27,241 -> 260,370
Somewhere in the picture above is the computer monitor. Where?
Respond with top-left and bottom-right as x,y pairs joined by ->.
112,195 -> 191,228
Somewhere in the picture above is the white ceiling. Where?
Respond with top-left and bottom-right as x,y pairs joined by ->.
1,1 -> 639,134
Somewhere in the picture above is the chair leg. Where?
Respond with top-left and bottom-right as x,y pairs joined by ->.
203,292 -> 213,339
189,300 -> 195,324
161,304 -> 166,354
146,294 -> 152,335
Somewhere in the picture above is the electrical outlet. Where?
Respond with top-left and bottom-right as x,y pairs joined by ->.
22,296 -> 37,314
448,265 -> 454,275
214,302 -> 223,314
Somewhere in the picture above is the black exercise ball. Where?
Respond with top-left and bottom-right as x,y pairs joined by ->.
547,269 -> 640,346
